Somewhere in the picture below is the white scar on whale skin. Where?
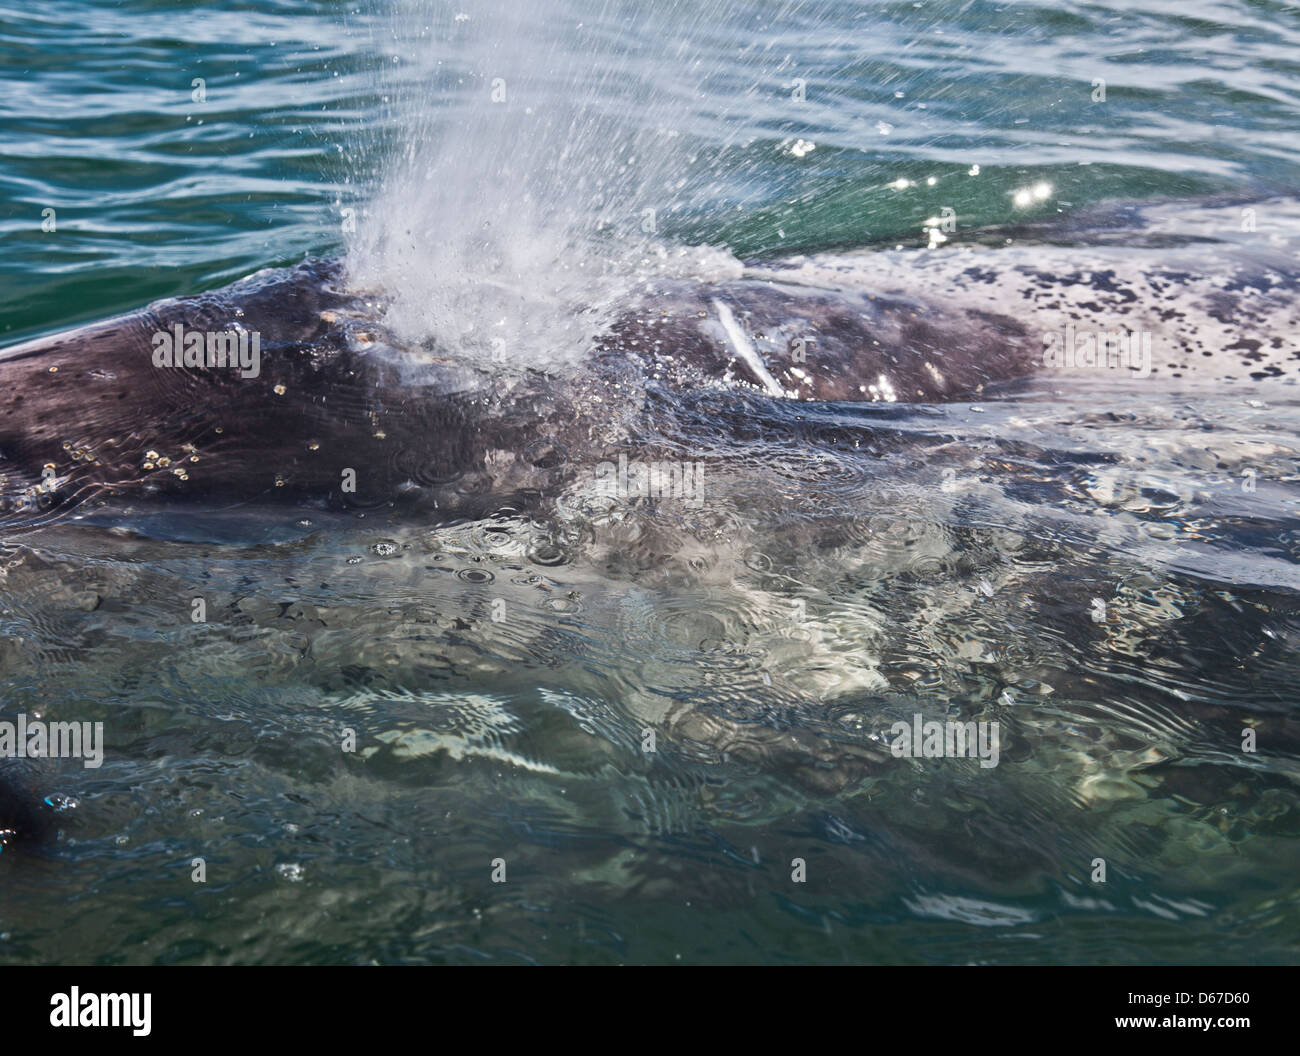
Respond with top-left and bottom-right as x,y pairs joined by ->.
712,298 -> 787,398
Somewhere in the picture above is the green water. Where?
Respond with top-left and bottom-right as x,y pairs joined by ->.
2,0 -> 1300,965
5,0 -> 1297,340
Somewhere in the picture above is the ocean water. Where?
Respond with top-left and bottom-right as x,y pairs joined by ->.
1,0 -> 1300,965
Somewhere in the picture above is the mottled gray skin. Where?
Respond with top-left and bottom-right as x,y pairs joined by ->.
2,196 -> 1298,841
0,259 -> 479,519
0,253 -> 1046,529
6,196 -> 1298,526
5,198 -> 1298,533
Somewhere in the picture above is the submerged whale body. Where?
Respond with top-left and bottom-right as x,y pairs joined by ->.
2,196 -> 1300,832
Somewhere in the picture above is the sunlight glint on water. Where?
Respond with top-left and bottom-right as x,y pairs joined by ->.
1,0 -> 1299,966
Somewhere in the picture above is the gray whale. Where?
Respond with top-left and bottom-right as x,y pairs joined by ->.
5,201 -> 1297,530
3,197 -> 1297,533
3,195 -> 1299,845
0,256 -> 1045,527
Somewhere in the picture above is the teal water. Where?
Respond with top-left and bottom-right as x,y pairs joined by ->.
2,0 -> 1300,964
5,0 -> 1299,342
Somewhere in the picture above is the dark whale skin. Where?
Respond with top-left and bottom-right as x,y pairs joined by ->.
5,196 -> 1299,527
0,258 -> 487,520
598,276 -> 1041,403
0,255 -> 1048,527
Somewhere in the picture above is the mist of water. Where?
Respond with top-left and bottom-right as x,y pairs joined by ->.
346,0 -> 837,370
